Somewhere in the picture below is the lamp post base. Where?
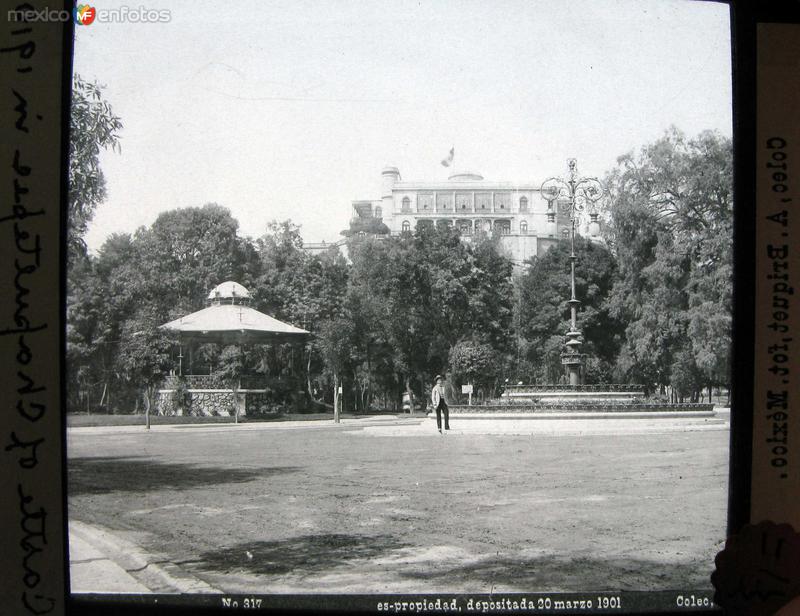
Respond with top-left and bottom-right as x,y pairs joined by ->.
561,353 -> 585,386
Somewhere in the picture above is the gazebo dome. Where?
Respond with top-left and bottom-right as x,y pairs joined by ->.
208,281 -> 251,305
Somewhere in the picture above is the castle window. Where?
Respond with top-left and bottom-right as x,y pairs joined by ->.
375,206 -> 382,219
562,228 -> 569,238
402,197 -> 411,212
520,221 -> 528,234
402,220 -> 411,232
520,196 -> 528,211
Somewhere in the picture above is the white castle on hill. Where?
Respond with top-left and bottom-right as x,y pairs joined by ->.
348,166 -> 602,266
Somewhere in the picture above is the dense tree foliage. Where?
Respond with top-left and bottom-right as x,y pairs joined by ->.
333,224 -> 514,410
65,205 -> 260,412
115,308 -> 174,419
68,75 -> 122,263
518,236 -> 622,384
341,217 -> 390,236
66,127 -> 732,413
136,204 -> 256,318
448,338 -> 500,401
603,127 -> 733,399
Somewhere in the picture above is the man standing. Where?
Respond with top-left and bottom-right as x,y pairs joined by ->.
431,374 -> 450,434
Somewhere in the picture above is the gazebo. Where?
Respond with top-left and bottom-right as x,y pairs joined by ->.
156,281 -> 310,417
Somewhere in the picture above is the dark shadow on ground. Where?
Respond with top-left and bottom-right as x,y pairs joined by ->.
191,533 -> 408,575
68,456 -> 300,496
399,553 -> 713,590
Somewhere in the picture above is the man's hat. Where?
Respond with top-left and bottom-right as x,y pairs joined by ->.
434,374 -> 443,381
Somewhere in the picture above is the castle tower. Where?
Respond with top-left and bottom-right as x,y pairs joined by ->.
381,166 -> 400,220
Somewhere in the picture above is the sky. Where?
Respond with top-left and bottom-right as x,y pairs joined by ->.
74,0 -> 733,252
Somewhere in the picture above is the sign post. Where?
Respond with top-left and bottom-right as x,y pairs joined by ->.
462,384 -> 474,406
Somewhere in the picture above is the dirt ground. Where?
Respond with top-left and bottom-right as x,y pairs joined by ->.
67,417 -> 729,594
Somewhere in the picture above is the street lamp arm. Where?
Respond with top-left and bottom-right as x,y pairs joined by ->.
573,176 -> 605,198
540,177 -> 571,202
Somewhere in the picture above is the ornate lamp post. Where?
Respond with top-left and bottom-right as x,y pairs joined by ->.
540,159 -> 604,386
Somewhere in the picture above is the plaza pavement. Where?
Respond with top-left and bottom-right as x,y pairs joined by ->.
68,409 -> 730,594
67,408 -> 729,438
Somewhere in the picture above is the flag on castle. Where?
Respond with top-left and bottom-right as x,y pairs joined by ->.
441,147 -> 454,167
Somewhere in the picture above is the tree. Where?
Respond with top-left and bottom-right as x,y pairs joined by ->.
317,318 -> 358,422
135,204 -> 254,317
344,224 -> 515,409
68,74 -> 122,262
66,256 -> 107,412
613,236 -> 691,392
253,221 -> 350,408
603,127 -> 733,396
670,350 -> 705,402
115,310 -> 174,428
66,205 -> 260,413
448,338 -> 500,401
518,235 -> 622,384
341,218 -> 390,237
345,234 -> 430,410
469,235 -> 515,353
211,346 -> 246,423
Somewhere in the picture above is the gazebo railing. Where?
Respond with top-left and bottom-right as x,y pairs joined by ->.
161,374 -> 216,389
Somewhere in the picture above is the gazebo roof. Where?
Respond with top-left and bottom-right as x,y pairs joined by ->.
160,295 -> 310,345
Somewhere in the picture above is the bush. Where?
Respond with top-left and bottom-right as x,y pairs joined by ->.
341,218 -> 390,237
170,378 -> 192,415
448,338 -> 500,395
